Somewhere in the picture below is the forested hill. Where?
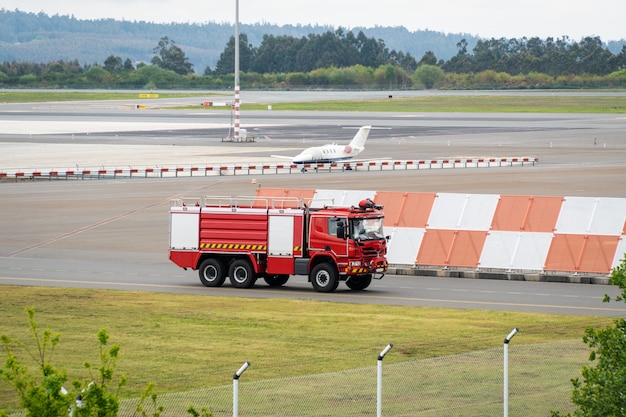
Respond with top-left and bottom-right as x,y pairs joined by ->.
0,9 -> 477,73
2,9 -> 625,75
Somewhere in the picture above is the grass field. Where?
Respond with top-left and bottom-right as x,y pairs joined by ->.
0,285 -> 617,411
1,90 -> 625,113
241,94 -> 626,113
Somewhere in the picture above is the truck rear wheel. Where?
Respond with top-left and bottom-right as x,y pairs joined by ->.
264,274 -> 290,287
229,259 -> 257,288
346,274 -> 372,291
198,258 -> 226,287
310,262 -> 339,293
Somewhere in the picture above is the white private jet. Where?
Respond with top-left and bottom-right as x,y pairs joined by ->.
272,126 -> 372,166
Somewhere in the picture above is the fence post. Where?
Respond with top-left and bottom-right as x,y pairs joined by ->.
233,361 -> 250,417
504,328 -> 519,417
377,343 -> 393,417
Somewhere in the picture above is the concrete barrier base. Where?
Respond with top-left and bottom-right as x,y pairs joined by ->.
387,266 -> 611,285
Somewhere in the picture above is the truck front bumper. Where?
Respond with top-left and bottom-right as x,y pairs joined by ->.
344,257 -> 388,276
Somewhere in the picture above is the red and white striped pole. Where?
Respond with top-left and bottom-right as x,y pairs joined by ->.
234,85 -> 240,140
233,0 -> 240,140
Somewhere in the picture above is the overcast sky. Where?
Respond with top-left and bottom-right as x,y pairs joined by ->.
2,0 -> 624,41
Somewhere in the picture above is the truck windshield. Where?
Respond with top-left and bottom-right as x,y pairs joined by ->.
351,218 -> 384,240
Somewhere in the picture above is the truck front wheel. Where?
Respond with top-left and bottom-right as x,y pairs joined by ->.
310,263 -> 339,293
198,258 -> 226,287
346,274 -> 372,291
229,259 -> 257,288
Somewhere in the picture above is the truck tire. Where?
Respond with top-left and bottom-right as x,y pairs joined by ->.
198,258 -> 227,287
346,274 -> 372,291
263,274 -> 290,287
229,259 -> 257,288
310,262 -> 339,293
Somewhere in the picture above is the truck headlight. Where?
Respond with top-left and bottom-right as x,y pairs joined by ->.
350,260 -> 362,267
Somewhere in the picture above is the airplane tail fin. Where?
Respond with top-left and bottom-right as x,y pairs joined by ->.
348,126 -> 372,149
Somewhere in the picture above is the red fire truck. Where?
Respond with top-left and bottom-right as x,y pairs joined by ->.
169,196 -> 388,292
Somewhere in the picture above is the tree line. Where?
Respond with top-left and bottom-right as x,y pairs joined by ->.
212,32 -> 626,78
1,31 -> 625,90
211,29 -> 418,75
443,36 -> 626,76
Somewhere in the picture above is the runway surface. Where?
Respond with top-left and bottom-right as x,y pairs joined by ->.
1,91 -> 625,315
1,91 -> 625,197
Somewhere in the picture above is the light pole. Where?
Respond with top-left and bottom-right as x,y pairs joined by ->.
233,361 -> 249,417
504,328 -> 518,417
233,0 -> 240,140
377,343 -> 393,417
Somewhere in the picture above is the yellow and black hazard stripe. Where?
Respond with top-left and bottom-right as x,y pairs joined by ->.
347,267 -> 369,274
200,243 -> 305,254
200,243 -> 267,251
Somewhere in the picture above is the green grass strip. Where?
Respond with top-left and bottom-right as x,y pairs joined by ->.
241,95 -> 626,113
1,90 -> 625,112
0,285 -> 615,409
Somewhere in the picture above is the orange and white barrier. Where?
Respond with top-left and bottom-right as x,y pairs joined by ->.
255,188 -> 626,276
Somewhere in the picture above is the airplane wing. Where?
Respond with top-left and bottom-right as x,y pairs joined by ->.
334,157 -> 392,163
270,155 -> 296,160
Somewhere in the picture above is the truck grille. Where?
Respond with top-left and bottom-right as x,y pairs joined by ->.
362,247 -> 381,257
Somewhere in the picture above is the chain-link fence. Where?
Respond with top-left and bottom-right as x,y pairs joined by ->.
118,339 -> 588,417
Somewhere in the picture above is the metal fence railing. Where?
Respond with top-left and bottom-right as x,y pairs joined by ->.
116,339 -> 588,417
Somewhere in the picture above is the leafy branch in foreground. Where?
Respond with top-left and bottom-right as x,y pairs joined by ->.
187,405 -> 213,417
0,308 -> 211,417
71,328 -> 127,417
133,382 -> 164,417
0,308 -> 128,417
0,307 -> 71,417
